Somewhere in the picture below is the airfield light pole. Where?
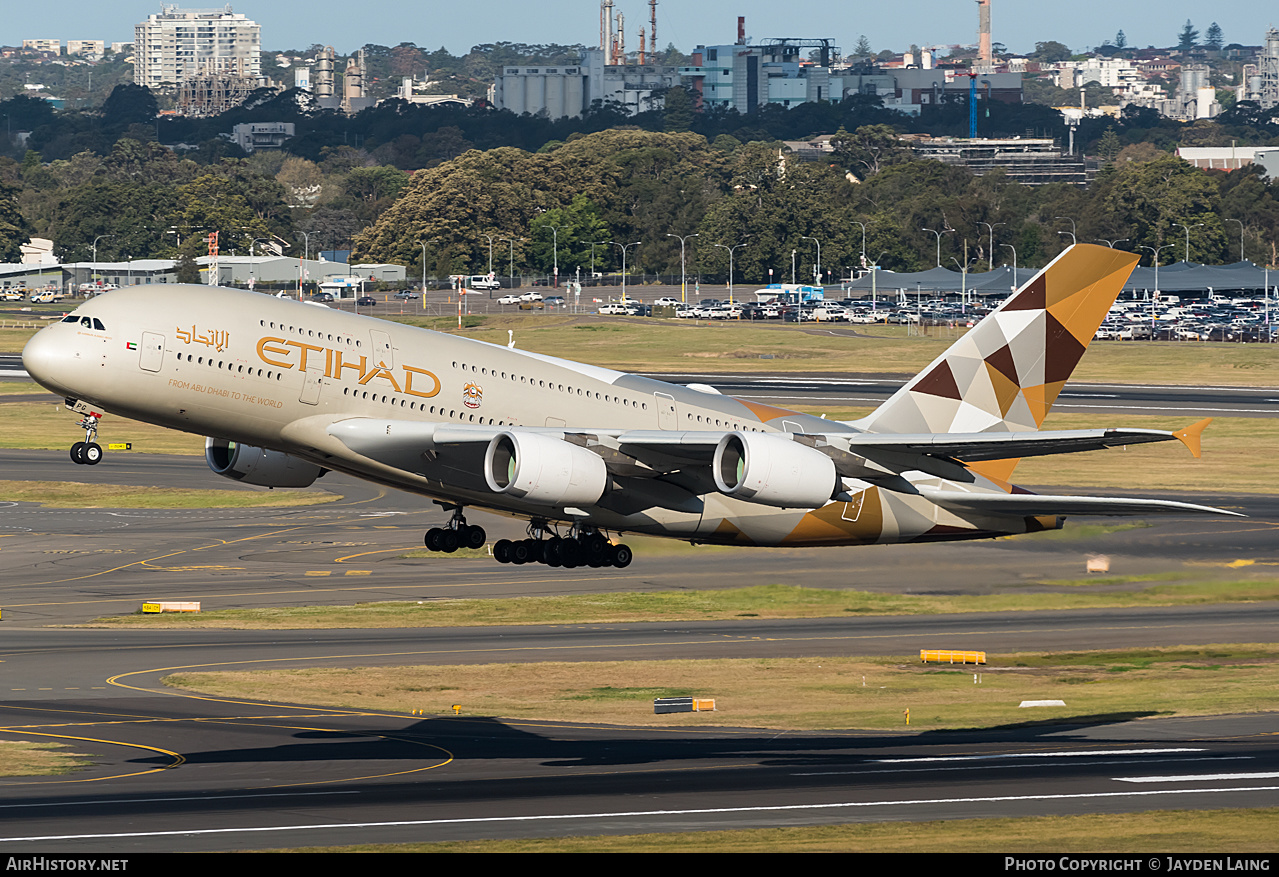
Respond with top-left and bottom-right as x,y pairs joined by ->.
1095,238 -> 1128,249
1056,216 -> 1076,246
869,250 -> 890,312
800,235 -> 822,284
791,249 -> 797,285
666,232 -> 698,303
91,234 -> 114,289
613,241 -> 641,302
1139,244 -> 1172,335
481,233 -> 497,276
952,256 -> 976,314
498,237 -> 518,287
1001,243 -> 1018,292
1174,222 -> 1204,264
545,225 -> 566,288
851,221 -> 868,267
1225,218 -> 1245,263
714,242 -> 748,305
979,221 -> 1004,272
922,227 -> 952,268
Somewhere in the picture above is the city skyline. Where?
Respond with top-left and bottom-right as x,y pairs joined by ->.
0,2 -> 1272,60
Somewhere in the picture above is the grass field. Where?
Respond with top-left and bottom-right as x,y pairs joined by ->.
87,580 -> 1279,630
0,740 -> 93,777
0,479 -> 336,509
270,808 -> 1279,852
163,644 -> 1279,731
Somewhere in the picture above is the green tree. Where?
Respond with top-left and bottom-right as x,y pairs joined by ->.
0,178 -> 29,262
529,194 -> 609,275
1115,30 -> 1127,49
1205,23 -> 1223,51
1178,21 -> 1200,51
663,86 -> 694,133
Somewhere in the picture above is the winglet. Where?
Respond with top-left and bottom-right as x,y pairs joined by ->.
1173,418 -> 1212,459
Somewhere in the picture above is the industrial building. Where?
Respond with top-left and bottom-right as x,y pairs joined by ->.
904,136 -> 1086,186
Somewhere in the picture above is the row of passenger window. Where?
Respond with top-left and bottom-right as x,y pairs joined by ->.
339,385 -> 511,425
259,318 -> 360,348
450,359 -> 648,410
175,351 -> 282,380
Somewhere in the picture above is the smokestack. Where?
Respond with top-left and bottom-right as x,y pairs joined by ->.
737,16 -> 746,46
977,0 -> 992,70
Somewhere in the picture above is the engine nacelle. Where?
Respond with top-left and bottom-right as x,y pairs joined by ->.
712,432 -> 837,508
484,431 -> 608,507
205,437 -> 324,488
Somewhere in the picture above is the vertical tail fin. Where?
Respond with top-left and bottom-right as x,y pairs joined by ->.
856,244 -> 1139,436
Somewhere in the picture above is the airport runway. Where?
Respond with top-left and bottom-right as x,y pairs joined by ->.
1,449 -> 1277,849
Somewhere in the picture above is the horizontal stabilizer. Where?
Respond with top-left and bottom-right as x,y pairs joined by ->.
917,487 -> 1244,518
841,427 -> 1185,463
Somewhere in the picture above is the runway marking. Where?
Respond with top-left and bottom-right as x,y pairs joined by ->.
0,791 -> 359,809
795,756 -> 1253,777
0,731 -> 183,785
873,748 -> 1206,762
4,784 -> 1279,844
1115,771 -> 1279,783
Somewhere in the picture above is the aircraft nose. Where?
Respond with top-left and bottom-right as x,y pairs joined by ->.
22,327 -> 74,396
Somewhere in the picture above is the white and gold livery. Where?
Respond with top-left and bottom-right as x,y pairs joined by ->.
23,244 -> 1239,568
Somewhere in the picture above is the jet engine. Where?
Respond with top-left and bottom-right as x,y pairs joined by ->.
484,431 -> 608,507
712,431 -> 837,508
205,437 -> 324,488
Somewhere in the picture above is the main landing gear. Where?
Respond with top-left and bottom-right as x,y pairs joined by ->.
492,521 -> 632,569
424,503 -> 486,553
69,412 -> 103,466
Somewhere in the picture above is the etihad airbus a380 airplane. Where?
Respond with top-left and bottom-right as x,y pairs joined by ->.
22,243 -> 1239,568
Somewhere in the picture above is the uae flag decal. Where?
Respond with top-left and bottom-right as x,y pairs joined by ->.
126,341 -> 137,350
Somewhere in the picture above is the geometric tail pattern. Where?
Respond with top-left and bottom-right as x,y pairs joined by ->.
857,244 -> 1140,436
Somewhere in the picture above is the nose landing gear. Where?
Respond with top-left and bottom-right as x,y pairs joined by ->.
69,411 -> 103,465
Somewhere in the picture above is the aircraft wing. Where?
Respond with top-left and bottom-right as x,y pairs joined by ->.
917,487 -> 1244,518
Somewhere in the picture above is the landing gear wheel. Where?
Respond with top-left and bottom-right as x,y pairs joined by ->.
461,524 -> 486,550
493,539 -> 513,563
608,543 -> 633,569
82,442 -> 103,465
582,533 -> 609,563
439,528 -> 460,553
70,442 -> 86,464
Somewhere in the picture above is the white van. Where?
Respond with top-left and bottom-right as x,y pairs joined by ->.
468,275 -> 501,290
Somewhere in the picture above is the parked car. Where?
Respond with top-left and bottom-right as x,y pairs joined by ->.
544,296 -> 565,305
311,292 -> 335,302
393,291 -> 419,300
356,296 -> 377,306
497,294 -> 522,305
519,291 -> 544,302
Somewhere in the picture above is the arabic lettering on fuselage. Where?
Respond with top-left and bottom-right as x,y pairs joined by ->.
255,336 -> 440,398
175,325 -> 230,352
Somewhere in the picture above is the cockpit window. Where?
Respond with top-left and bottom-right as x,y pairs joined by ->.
62,315 -> 78,323
80,317 -> 92,328
93,318 -> 105,330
